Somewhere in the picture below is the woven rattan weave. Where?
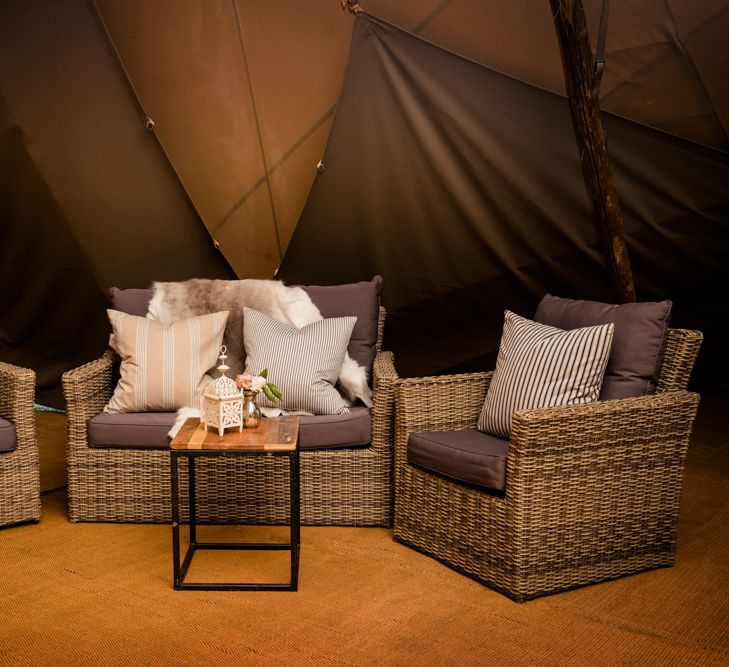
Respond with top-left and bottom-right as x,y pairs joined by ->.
0,362 -> 41,527
393,328 -> 703,601
62,308 -> 397,526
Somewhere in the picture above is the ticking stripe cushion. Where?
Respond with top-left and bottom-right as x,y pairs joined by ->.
104,309 -> 228,413
243,308 -> 356,415
478,311 -> 614,438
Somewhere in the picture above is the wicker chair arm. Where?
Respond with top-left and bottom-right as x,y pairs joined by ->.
370,350 -> 398,455
372,350 -> 398,390
0,362 -> 36,451
395,371 -> 493,434
657,328 -> 703,392
62,350 -> 117,423
511,389 -> 700,446
506,390 -> 701,501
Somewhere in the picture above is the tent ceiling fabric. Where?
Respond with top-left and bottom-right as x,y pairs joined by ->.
87,0 -> 729,276
277,14 -> 729,381
96,0 -> 729,277
363,0 -> 729,149
95,0 -> 354,278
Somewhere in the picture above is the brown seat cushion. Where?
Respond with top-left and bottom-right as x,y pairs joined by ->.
299,407 -> 372,450
88,412 -> 176,449
0,417 -> 17,453
408,429 -> 509,492
88,410 -> 371,451
534,294 -> 672,400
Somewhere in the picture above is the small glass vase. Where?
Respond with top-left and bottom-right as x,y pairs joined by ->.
241,390 -> 261,429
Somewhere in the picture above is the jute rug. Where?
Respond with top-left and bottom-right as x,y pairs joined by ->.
1,394 -> 727,666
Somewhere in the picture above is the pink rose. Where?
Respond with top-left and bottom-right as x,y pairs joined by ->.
234,373 -> 254,390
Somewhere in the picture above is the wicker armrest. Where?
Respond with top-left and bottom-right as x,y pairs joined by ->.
511,390 -> 700,449
0,362 -> 36,450
0,362 -> 35,421
396,371 -> 493,434
62,350 -> 117,422
370,350 -> 398,456
506,390 -> 701,498
373,350 -> 398,390
657,329 -> 703,392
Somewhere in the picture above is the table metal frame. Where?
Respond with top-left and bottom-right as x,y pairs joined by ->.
170,447 -> 300,591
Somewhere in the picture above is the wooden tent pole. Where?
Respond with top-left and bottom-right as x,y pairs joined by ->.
550,0 -> 636,302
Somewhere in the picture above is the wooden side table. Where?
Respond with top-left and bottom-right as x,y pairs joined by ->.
169,416 -> 300,591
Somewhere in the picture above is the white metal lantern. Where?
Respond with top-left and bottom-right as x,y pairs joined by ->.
200,346 -> 243,436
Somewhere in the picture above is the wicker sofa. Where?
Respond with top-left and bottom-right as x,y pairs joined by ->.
0,362 -> 41,527
62,279 -> 398,526
394,327 -> 703,601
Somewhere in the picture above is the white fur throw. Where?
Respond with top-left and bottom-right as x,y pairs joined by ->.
147,278 -> 372,409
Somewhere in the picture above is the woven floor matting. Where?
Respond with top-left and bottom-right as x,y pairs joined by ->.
1,392 -> 727,666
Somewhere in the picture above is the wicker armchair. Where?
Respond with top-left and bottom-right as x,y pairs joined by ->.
62,308 -> 398,526
394,328 -> 703,602
0,363 -> 41,527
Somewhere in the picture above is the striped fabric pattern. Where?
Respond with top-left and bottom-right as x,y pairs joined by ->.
243,308 -> 356,415
104,309 -> 228,413
478,311 -> 614,438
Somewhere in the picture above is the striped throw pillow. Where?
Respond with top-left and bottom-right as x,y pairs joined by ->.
104,309 -> 228,413
243,308 -> 356,415
478,311 -> 614,438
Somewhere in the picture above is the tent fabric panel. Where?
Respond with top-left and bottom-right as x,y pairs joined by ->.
362,0 -> 566,93
94,0 -> 356,275
283,13 -> 604,311
601,43 -> 726,149
95,0 -> 275,262
0,109 -> 111,407
213,187 -> 282,279
679,8 -> 729,144
279,13 -> 729,383
360,0 -> 729,149
0,0 -> 234,407
234,0 -> 353,168
268,119 -> 335,258
0,0 -> 231,288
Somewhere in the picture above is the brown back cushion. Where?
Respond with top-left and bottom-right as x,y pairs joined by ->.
300,276 -> 383,372
108,287 -> 152,316
533,294 -> 672,400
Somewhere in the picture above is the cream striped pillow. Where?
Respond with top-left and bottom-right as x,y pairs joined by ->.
104,309 -> 228,413
243,308 -> 356,415
478,311 -> 614,438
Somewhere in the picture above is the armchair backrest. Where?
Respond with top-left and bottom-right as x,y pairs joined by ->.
656,328 -> 703,392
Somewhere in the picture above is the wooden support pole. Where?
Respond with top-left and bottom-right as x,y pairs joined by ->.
550,0 -> 636,302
